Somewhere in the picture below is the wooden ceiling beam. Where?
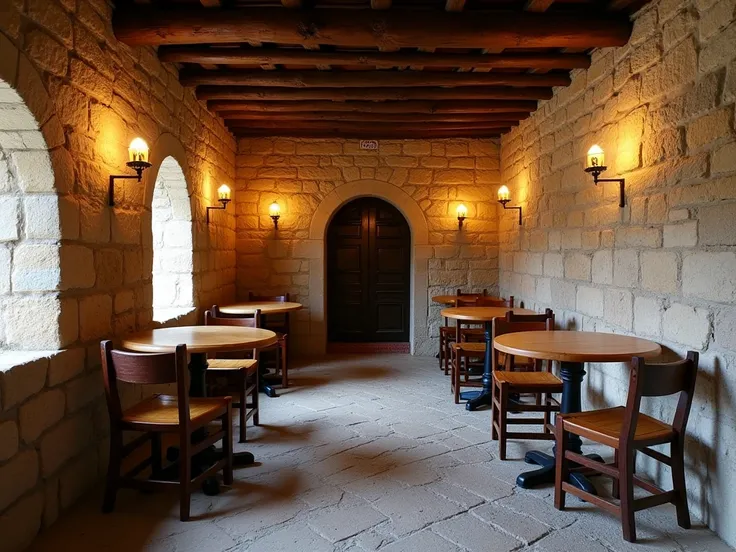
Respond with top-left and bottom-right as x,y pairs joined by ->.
371,0 -> 392,8
225,120 -> 517,131
219,111 -> 529,123
200,0 -> 222,6
114,7 -> 632,49
207,99 -> 539,113
281,0 -> 303,6
180,69 -> 570,87
445,0 -> 466,11
234,129 -> 507,139
158,46 -> 591,70
525,0 -> 555,11
196,85 -> 553,101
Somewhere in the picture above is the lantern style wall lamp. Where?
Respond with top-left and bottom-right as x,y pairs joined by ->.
108,138 -> 151,206
497,185 -> 522,225
456,204 -> 467,229
584,145 -> 626,208
269,201 -> 281,228
206,184 -> 231,223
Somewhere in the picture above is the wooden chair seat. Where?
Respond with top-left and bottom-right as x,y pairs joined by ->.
560,406 -> 675,448
451,342 -> 486,353
493,370 -> 562,388
122,395 -> 230,428
440,326 -> 455,335
207,359 -> 258,372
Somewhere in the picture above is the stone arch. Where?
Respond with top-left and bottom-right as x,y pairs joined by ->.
0,34 -> 72,350
306,180 -> 431,355
144,135 -> 195,322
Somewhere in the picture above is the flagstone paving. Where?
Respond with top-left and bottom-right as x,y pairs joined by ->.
28,354 -> 734,552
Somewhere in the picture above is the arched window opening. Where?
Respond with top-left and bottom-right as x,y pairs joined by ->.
151,156 -> 194,323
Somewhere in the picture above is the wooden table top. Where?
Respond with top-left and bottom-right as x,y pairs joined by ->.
441,306 -> 536,321
493,331 -> 662,363
121,326 -> 278,354
432,294 -> 488,305
219,301 -> 303,315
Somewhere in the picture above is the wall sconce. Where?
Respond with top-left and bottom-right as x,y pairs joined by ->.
206,184 -> 231,223
456,204 -> 467,229
108,137 -> 152,206
269,201 -> 281,228
584,144 -> 625,208
497,185 -> 522,225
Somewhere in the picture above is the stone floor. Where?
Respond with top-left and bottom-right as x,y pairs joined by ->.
29,354 -> 734,552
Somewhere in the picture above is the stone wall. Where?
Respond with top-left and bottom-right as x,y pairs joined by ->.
498,0 -> 736,545
0,0 -> 237,549
234,138 -> 501,355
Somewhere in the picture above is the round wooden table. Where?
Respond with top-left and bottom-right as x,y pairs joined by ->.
122,326 -> 277,477
219,301 -> 303,315
441,306 -> 536,411
494,330 -> 661,491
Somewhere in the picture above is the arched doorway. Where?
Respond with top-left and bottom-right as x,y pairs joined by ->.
327,197 -> 411,344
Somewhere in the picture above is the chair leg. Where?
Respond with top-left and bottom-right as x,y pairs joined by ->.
280,337 -> 288,388
491,378 -> 499,441
542,393 -> 551,434
671,437 -> 691,529
253,366 -> 260,426
151,433 -> 162,478
444,338 -> 451,376
223,404 -> 234,486
179,439 -> 191,522
239,371 -> 247,443
554,421 -> 568,511
102,429 -> 123,513
620,447 -> 637,543
498,382 -> 508,460
452,350 -> 460,404
612,448 -> 620,500
439,333 -> 443,370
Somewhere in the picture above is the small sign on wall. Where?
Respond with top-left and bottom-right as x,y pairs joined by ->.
360,140 -> 379,150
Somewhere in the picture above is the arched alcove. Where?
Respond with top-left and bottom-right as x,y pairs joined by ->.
151,156 -> 195,322
304,180 -> 432,355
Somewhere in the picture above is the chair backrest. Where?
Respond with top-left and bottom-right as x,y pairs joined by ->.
248,292 -> 289,303
491,317 -> 553,371
477,295 -> 514,308
456,297 -> 478,307
455,289 -> 488,297
622,351 -> 699,442
100,340 -> 190,426
505,308 -> 554,325
205,305 -> 261,328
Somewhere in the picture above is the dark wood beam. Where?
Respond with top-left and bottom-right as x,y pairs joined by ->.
207,99 -> 539,113
445,0 -> 466,11
525,0 -> 555,11
220,111 -> 529,123
371,0 -> 392,8
234,129 -> 507,139
180,69 -> 570,88
114,7 -> 632,49
199,0 -> 221,6
281,0 -> 302,6
197,85 -> 553,101
225,120 -> 516,131
158,46 -> 591,70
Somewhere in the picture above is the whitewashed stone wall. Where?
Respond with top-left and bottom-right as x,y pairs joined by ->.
235,138 -> 501,355
0,0 -> 237,549
498,0 -> 736,546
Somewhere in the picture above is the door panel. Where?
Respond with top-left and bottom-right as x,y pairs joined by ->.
327,198 -> 410,342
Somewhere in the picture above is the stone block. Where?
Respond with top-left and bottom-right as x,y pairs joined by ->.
23,195 -> 61,239
0,356 -> 48,411
0,197 -> 20,241
577,286 -> 604,318
683,252 -> 736,303
59,450 -> 98,510
712,142 -> 736,175
615,227 -> 661,248
564,253 -> 591,281
714,306 -> 736,351
4,296 -> 64,349
641,251 -> 678,293
592,250 -> 613,285
0,246 -> 10,294
78,294 -> 113,342
663,303 -> 711,349
613,249 -> 639,287
0,490 -> 43,552
686,108 -> 732,152
699,205 -> 736,245
39,414 -> 93,477
634,296 -> 663,337
65,373 -> 102,413
0,421 -> 19,462
604,288 -> 633,330
47,348 -> 86,387
700,20 -> 736,73
543,253 -> 563,278
11,150 -> 55,192
0,449 -> 39,511
19,389 -> 65,443
60,245 -> 95,290
11,243 -> 61,291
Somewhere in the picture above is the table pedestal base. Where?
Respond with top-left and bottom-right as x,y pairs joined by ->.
516,450 -> 603,494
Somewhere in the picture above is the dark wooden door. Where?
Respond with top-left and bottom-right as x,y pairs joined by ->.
327,198 -> 410,343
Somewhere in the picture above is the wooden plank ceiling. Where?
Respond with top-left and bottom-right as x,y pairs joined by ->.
113,0 -> 646,139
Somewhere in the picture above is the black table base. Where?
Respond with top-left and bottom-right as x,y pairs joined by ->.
465,321 -> 493,411
516,360 -> 602,493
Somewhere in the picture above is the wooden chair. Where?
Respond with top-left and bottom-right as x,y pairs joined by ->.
439,289 -> 487,374
248,292 -> 289,388
100,340 -> 233,521
555,352 -> 699,543
205,306 -> 260,442
450,341 -> 485,403
491,312 -> 561,460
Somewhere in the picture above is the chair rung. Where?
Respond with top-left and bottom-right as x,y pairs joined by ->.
506,418 -> 547,425
192,459 -> 228,487
561,482 -> 620,516
121,432 -> 153,457
504,404 -> 559,413
634,490 -> 677,512
191,430 -> 225,457
565,451 -> 619,478
506,432 -> 555,440
633,475 -> 666,496
122,457 -> 152,480
639,446 -> 672,466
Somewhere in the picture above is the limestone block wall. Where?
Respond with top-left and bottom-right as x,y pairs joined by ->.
498,0 -> 736,545
0,1 -> 237,549
235,138 -> 501,355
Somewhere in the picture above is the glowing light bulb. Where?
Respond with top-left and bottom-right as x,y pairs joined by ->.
587,144 -> 605,169
128,137 -> 149,163
456,204 -> 468,218
497,185 -> 510,202
269,201 -> 281,217
218,184 -> 231,201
